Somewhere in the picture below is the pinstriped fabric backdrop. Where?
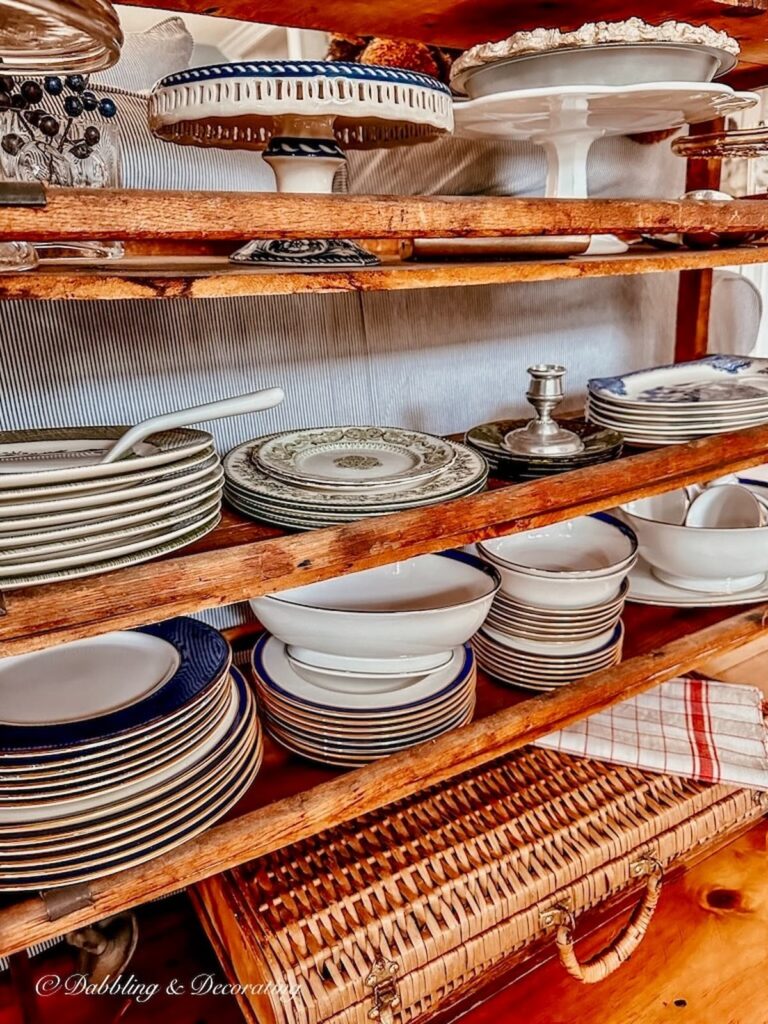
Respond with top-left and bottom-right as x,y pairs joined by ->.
0,73 -> 755,628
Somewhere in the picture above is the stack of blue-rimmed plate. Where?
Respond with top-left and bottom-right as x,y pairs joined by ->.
0,427 -> 223,589
0,618 -> 261,890
223,426 -> 488,530
252,634 -> 476,766
587,355 -> 768,446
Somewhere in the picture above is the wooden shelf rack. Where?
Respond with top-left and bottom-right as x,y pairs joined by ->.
3,192 -> 768,244
3,13 -> 768,1001
0,598 -> 765,957
4,424 -> 768,657
3,247 -> 768,301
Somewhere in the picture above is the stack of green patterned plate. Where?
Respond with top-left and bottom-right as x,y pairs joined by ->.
223,425 -> 488,530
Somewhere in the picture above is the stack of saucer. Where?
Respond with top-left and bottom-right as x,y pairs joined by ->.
0,619 -> 262,890
473,513 -> 636,690
252,635 -> 476,767
465,417 -> 623,480
223,426 -> 488,529
0,426 -> 222,588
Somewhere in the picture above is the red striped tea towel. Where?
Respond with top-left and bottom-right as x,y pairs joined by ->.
536,675 -> 768,790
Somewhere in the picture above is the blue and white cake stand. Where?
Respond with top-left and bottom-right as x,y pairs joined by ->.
149,61 -> 453,268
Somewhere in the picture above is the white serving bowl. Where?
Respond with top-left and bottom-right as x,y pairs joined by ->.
477,513 -> 636,608
250,551 -> 500,659
619,498 -> 768,593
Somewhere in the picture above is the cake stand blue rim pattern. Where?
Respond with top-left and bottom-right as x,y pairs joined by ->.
253,635 -> 474,714
0,617 -> 230,753
158,60 -> 451,96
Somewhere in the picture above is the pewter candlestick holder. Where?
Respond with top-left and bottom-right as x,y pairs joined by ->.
503,365 -> 585,457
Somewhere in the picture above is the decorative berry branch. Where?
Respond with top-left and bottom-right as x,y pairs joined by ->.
0,73 -> 117,161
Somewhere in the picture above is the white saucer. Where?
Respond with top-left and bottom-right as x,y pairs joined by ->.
628,555 -> 768,606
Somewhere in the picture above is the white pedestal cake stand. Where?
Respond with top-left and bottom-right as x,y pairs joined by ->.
149,61 -> 453,268
454,81 -> 758,256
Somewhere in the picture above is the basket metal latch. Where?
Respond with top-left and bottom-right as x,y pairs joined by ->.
366,957 -> 400,1024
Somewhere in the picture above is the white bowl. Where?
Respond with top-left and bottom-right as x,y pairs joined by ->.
478,514 -> 636,609
619,498 -> 768,593
286,646 -> 452,675
250,551 -> 500,659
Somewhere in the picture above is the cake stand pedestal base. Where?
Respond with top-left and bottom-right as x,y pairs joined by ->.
230,126 -> 381,269
230,239 -> 379,268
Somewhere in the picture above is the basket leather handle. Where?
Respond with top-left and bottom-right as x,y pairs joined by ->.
552,858 -> 663,984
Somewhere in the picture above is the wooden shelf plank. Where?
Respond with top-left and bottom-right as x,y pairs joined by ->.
4,424 -> 768,658
0,600 -> 765,958
3,193 -> 768,243
119,0 -> 768,88
4,247 -> 768,300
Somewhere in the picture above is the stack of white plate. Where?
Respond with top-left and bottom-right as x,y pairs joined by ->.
223,426 -> 488,529
0,427 -> 223,588
252,634 -> 476,767
485,580 -> 628,640
473,622 -> 624,691
0,619 -> 261,890
587,355 -> 768,446
473,514 -> 635,690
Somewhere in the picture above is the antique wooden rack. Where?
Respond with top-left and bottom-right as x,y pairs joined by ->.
2,0 -> 768,976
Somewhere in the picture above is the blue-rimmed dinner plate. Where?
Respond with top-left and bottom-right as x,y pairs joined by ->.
0,617 -> 230,754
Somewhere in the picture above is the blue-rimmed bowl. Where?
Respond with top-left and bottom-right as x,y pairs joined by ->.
250,551 -> 500,662
478,513 -> 637,609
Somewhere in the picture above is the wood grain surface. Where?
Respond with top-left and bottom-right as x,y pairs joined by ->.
3,194 -> 768,242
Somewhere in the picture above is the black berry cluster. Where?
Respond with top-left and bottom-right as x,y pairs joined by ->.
0,74 -> 117,160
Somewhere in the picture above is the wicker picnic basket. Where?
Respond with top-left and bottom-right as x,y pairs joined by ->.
194,745 -> 767,1024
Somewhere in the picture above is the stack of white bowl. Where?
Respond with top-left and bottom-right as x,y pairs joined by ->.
249,551 -> 500,765
473,514 -> 638,691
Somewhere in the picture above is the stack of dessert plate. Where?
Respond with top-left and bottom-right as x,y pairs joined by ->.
0,427 -> 223,588
587,355 -> 768,446
0,619 -> 261,890
252,634 -> 476,767
465,417 -> 623,480
223,426 -> 488,530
